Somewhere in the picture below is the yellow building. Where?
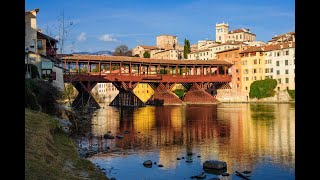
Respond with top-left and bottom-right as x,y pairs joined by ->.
133,83 -> 154,102
239,46 -> 266,93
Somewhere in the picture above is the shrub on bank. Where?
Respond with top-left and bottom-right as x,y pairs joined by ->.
287,90 -> 295,99
249,79 -> 277,99
25,79 -> 61,115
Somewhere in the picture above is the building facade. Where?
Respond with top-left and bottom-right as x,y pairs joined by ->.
25,8 -> 65,91
264,42 -> 295,91
215,23 -> 256,43
132,45 -> 157,57
25,8 -> 39,53
239,46 -> 266,92
156,35 -> 178,50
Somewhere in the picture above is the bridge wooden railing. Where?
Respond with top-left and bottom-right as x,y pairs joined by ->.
64,72 -> 232,83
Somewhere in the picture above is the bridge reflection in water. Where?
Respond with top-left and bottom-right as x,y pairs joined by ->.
61,55 -> 233,107
86,103 -> 294,176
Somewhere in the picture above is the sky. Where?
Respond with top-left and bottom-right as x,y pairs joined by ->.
25,0 -> 295,54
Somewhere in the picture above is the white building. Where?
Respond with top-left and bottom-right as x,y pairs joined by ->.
264,42 -> 295,91
25,8 -> 65,91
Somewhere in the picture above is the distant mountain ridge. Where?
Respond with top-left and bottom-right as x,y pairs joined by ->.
73,50 -> 113,55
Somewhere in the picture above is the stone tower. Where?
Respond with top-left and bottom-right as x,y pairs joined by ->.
216,23 -> 229,43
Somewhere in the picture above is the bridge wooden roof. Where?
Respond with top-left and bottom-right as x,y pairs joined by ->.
61,54 -> 233,66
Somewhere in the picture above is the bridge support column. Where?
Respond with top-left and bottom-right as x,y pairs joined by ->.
109,90 -> 145,107
183,83 -> 220,104
72,81 -> 100,109
147,83 -> 185,105
110,82 -> 145,107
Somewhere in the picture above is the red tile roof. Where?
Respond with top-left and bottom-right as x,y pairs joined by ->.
139,45 -> 158,50
240,46 -> 264,53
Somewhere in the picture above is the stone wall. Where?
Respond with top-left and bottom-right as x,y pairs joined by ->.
216,89 -> 293,103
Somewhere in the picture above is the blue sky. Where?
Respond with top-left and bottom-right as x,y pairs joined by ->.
26,0 -> 295,53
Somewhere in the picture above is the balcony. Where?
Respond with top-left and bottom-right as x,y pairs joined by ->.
46,47 -> 58,57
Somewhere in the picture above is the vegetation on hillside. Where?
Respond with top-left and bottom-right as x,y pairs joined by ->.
25,109 -> 108,180
249,79 -> 277,99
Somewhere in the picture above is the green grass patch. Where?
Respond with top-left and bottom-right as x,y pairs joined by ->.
25,108 -> 108,180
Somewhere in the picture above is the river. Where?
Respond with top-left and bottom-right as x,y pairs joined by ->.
78,103 -> 295,180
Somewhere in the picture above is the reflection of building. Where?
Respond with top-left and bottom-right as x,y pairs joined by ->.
92,83 -> 119,104
91,106 -> 120,136
133,83 -> 154,102
90,104 -> 294,172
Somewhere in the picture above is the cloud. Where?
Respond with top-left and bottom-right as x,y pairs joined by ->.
77,32 -> 87,41
99,34 -> 118,42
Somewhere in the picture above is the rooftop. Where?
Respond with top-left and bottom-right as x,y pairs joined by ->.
37,31 -> 58,42
61,54 -> 233,66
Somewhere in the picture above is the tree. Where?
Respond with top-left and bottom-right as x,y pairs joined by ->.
183,39 -> 191,59
143,51 -> 150,58
112,45 -> 132,56
249,79 -> 277,99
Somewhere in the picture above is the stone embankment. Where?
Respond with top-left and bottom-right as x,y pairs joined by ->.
216,89 -> 294,103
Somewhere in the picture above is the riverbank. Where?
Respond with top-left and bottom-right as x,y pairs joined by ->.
25,108 -> 108,180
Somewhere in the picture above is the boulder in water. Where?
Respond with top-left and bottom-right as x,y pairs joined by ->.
203,160 -> 227,169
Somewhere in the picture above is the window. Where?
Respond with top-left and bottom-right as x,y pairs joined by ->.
240,34 -> 242,39
285,78 -> 289,83
277,70 -> 280,75
254,59 -> 257,64
278,79 -> 281,84
277,52 -> 280,56
276,61 -> 280,66
37,40 -> 42,49
259,59 -> 261,64
265,68 -> 269,73
286,50 -> 289,55
245,86 -> 248,90
207,52 -> 208,55
237,78 -> 240,81
285,69 -> 289,74
147,90 -> 149,93
236,35 -> 238,39
236,69 -> 239,73
270,68 -> 273,73
265,60 -> 268,64
253,69 -> 257,73
285,60 -> 288,65
41,69 -> 52,80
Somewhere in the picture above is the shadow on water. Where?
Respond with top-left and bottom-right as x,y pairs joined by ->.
250,104 -> 276,126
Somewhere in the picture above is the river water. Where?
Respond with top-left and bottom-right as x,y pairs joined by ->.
79,103 -> 295,180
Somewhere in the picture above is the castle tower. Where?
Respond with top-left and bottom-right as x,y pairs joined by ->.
216,23 -> 229,43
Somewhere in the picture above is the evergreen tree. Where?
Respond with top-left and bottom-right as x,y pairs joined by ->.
183,39 -> 191,59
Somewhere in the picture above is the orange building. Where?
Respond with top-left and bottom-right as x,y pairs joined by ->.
216,46 -> 248,92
